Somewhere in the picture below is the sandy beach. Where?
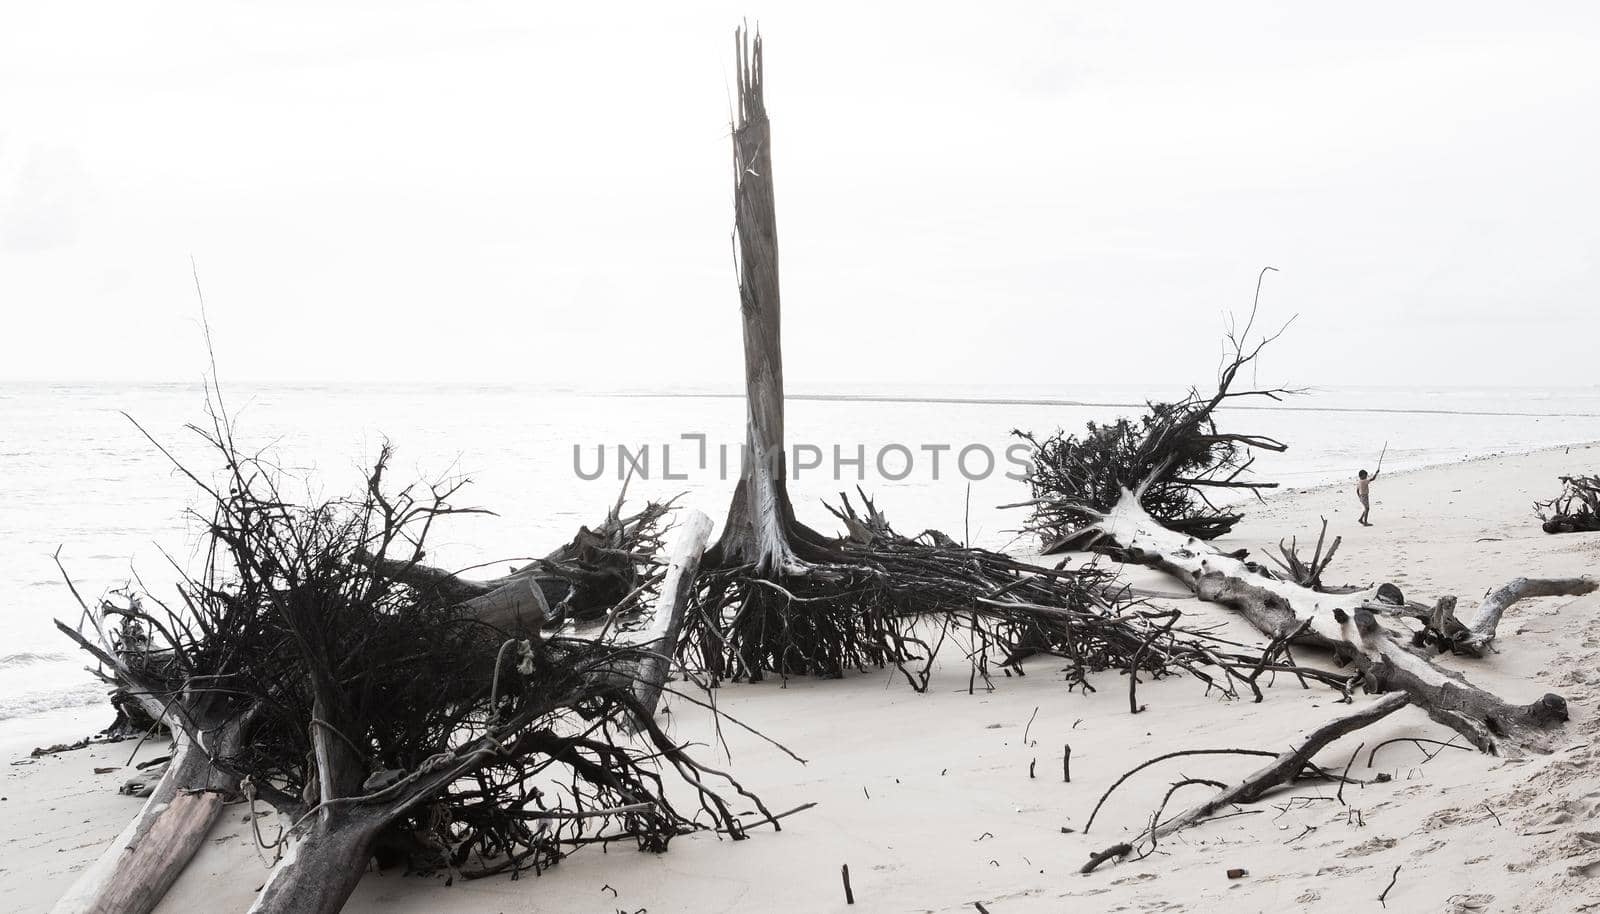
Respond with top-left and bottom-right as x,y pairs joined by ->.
3,441 -> 1597,913
9,2 -> 1600,910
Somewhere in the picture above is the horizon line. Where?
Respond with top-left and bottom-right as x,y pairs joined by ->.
621,391 -> 1600,420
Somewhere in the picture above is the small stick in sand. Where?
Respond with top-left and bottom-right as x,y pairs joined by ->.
1335,742 -> 1364,805
841,864 -> 855,904
1378,864 -> 1401,906
1063,744 -> 1072,782
1083,844 -> 1133,872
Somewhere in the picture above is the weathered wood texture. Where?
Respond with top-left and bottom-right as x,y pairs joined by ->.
51,720 -> 243,914
628,510 -> 713,720
708,27 -> 834,572
1094,488 -> 1572,755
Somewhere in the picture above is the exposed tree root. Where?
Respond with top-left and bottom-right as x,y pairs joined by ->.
1536,474 -> 1600,534
354,492 -> 671,631
690,494 -> 1309,705
1013,270 -> 1295,548
1012,319 -> 1590,756
690,33 -> 1308,704
54,416 -> 765,914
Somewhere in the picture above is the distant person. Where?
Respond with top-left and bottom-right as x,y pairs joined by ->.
1356,468 -> 1379,526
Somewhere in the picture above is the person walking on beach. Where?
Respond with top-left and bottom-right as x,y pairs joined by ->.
1356,468 -> 1379,526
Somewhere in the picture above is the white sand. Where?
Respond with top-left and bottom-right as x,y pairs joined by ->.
7,443 -> 1600,913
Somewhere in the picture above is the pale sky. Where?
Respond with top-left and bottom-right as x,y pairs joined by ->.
3,2 -> 1598,389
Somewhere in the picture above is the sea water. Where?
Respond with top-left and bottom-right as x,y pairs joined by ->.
3,381 -> 1598,728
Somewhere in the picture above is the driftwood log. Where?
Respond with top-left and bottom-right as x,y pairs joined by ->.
1458,576 -> 1597,654
53,407 -> 754,914
1075,484 -> 1582,755
1083,692 -> 1409,872
624,511 -> 713,721
1010,313 -> 1596,755
49,582 -> 251,914
354,496 -> 670,631
49,705 -> 246,914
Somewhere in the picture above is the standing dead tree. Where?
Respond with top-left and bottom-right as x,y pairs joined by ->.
53,415 -> 764,914
705,26 -> 834,577
684,29 -> 1314,707
1015,323 -> 1595,756
1535,474 -> 1600,534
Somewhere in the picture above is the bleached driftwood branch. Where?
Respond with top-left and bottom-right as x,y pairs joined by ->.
626,510 -> 713,721
1087,488 -> 1572,755
1459,576 -> 1597,655
48,621 -> 249,914
1083,692 -> 1408,872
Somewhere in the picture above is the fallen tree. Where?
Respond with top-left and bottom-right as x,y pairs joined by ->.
1013,271 -> 1293,550
1015,324 -> 1592,756
53,411 -> 765,914
1085,485 -> 1584,754
46,665 -> 247,914
51,574 -> 256,914
1536,474 -> 1600,534
353,489 -> 671,630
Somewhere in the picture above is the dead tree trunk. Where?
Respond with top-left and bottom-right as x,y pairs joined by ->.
243,726 -> 516,914
354,551 -> 551,635
48,614 -> 250,914
1089,487 -> 1570,755
626,510 -> 713,720
353,499 -> 668,629
688,29 -> 1256,690
575,510 -> 713,722
50,718 -> 245,914
246,813 -> 377,914
243,673 -> 759,914
708,26 -> 834,574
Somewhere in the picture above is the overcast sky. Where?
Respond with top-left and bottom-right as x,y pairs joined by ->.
3,2 -> 1598,390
